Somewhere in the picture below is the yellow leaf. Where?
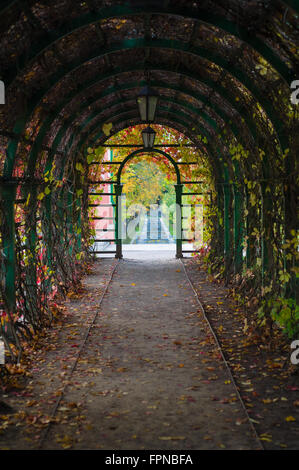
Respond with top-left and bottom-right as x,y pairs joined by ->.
159,436 -> 185,441
102,122 -> 113,136
243,318 -> 248,334
285,416 -> 296,422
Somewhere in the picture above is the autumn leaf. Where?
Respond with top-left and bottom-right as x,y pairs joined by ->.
55,434 -> 74,449
102,122 -> 113,136
159,436 -> 186,441
285,416 -> 296,422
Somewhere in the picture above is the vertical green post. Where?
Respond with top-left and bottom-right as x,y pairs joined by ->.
115,183 -> 123,259
58,186 -> 66,252
215,183 -> 224,258
23,183 -> 37,297
233,183 -> 243,274
245,188 -> 251,268
283,173 -> 297,298
175,184 -> 183,258
0,183 -> 17,313
260,182 -> 269,287
44,193 -> 52,269
223,183 -> 231,266
67,186 -> 74,255
75,193 -> 82,253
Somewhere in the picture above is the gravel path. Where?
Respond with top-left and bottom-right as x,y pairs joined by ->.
42,257 -> 259,450
0,255 -> 261,450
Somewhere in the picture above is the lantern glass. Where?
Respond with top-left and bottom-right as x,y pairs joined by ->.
142,126 -> 156,148
137,86 -> 158,122
147,95 -> 158,122
137,96 -> 147,121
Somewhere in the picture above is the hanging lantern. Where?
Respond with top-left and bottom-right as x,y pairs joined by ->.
137,86 -> 159,122
141,126 -> 156,149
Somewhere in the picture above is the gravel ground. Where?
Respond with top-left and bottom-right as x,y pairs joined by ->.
0,256 -> 260,450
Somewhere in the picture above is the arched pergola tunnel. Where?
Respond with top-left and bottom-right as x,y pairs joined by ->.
0,0 -> 298,356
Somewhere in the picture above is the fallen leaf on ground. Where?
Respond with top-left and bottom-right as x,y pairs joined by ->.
285,416 -> 296,422
159,436 -> 185,441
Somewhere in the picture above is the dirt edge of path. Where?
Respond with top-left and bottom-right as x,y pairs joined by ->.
182,258 -> 299,450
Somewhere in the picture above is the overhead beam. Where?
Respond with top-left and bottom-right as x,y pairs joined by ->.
1,4 -> 293,86
11,53 -> 275,181
24,74 -> 258,180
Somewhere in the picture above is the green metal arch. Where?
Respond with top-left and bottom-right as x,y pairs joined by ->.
67,107 -> 215,171
44,85 -> 256,193
54,115 -> 218,184
52,97 -> 218,161
4,38 -> 288,178
117,148 -> 181,185
2,4 -> 294,86
282,1 -> 299,13
57,97 -> 241,179
60,106 -> 224,186
25,68 -> 260,182
75,103 -> 241,190
79,106 -> 218,156
75,112 -> 225,184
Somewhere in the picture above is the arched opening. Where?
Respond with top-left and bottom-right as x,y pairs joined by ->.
87,125 -> 211,260
116,148 -> 180,259
116,155 -> 177,256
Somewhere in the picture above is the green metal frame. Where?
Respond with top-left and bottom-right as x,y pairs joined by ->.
24,69 -> 260,184
85,114 -> 232,264
0,182 -> 17,313
84,114 -> 223,182
0,2 -> 296,314
3,4 -> 294,87
5,39 -> 288,181
115,148 -> 182,259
